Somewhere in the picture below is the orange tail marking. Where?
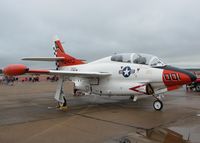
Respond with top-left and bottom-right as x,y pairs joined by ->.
54,40 -> 84,67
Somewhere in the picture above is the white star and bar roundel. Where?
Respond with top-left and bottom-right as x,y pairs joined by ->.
119,66 -> 135,78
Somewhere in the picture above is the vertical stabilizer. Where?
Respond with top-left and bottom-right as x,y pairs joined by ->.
53,36 -> 85,68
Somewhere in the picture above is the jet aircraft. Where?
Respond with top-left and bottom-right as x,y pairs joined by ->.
2,37 -> 197,111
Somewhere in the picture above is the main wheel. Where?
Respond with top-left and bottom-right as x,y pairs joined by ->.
57,96 -> 67,111
153,100 -> 163,111
129,95 -> 134,100
58,96 -> 67,106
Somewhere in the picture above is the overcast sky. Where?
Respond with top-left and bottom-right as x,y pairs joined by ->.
0,0 -> 200,68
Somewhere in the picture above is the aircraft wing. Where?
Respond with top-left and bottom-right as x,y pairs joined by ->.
28,69 -> 111,77
2,64 -> 111,77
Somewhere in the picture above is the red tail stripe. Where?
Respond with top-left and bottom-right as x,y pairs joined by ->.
54,39 -> 85,67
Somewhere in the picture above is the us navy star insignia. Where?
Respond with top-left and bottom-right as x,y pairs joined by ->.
119,66 -> 135,77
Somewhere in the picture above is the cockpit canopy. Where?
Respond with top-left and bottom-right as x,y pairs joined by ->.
111,53 -> 165,67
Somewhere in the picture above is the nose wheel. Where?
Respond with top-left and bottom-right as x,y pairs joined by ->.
153,100 -> 163,111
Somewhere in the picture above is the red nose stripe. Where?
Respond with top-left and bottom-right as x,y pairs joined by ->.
162,69 -> 192,88
167,85 -> 181,91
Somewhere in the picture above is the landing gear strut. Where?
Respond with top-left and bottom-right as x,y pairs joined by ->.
55,76 -> 68,111
153,99 -> 163,111
129,95 -> 138,102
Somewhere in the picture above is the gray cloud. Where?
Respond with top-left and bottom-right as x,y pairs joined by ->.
0,0 -> 200,68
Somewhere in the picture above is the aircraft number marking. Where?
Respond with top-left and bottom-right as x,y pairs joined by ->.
164,73 -> 181,81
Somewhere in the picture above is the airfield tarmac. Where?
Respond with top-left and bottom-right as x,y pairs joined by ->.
0,82 -> 200,143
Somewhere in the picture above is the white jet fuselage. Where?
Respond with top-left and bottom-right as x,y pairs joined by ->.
62,56 -> 164,96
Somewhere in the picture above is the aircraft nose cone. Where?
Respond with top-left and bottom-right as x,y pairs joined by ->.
187,72 -> 197,82
177,68 -> 197,83
159,65 -> 197,86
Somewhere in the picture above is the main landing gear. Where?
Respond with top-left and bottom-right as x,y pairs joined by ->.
55,76 -> 68,111
129,95 -> 138,102
56,96 -> 67,111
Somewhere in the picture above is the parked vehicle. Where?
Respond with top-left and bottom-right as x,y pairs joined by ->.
186,70 -> 200,92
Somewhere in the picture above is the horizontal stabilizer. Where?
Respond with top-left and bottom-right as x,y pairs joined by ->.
22,57 -> 86,62
22,57 -> 65,61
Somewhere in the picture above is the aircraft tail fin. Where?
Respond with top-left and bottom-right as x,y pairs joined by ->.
53,36 -> 85,68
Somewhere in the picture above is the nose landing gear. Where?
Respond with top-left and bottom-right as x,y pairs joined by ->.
153,99 -> 163,111
152,94 -> 164,111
